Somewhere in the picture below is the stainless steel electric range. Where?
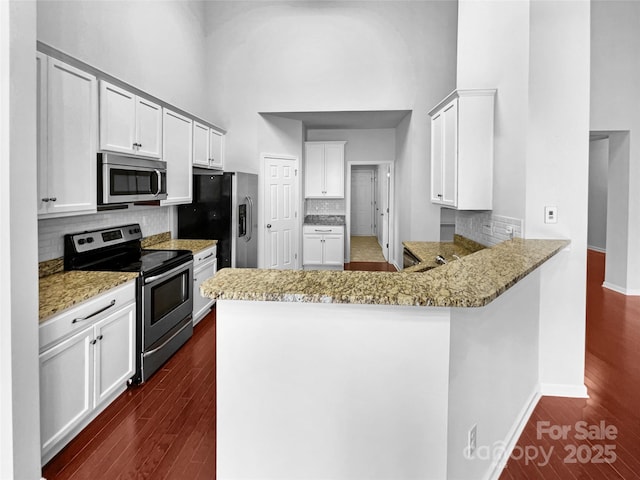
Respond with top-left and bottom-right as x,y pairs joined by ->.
64,224 -> 193,384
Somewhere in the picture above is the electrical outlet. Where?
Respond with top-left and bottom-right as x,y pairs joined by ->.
545,206 -> 558,224
468,424 -> 477,457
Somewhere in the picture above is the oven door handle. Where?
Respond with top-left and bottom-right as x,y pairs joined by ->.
154,169 -> 162,197
142,318 -> 192,357
144,262 -> 191,285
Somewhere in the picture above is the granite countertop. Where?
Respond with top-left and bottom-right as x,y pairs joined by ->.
303,215 -> 346,226
145,239 -> 217,253
201,238 -> 569,308
402,235 -> 486,272
39,271 -> 138,323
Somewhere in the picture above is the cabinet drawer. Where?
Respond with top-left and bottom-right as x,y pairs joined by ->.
194,245 -> 217,268
40,281 -> 136,351
303,225 -> 344,235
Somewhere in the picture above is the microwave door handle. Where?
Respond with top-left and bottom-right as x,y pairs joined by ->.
154,169 -> 162,196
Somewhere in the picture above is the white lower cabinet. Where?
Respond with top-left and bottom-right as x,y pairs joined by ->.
193,245 -> 217,325
303,225 -> 344,270
39,281 -> 135,465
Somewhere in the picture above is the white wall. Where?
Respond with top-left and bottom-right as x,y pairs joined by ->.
591,1 -> 640,293
588,138 -> 609,252
37,0 -> 209,120
457,0 -> 589,396
203,1 -> 458,261
307,128 -> 396,164
0,1 -> 41,478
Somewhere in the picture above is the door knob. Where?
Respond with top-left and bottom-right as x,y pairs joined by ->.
266,224 -> 272,229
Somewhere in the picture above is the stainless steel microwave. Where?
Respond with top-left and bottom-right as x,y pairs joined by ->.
98,153 -> 167,204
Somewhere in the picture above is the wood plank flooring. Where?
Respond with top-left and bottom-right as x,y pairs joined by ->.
499,250 -> 640,479
43,253 -> 640,479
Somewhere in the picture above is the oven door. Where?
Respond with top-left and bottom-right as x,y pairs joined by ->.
99,154 -> 168,204
142,261 -> 193,349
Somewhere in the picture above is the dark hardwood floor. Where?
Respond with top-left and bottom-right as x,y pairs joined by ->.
500,250 -> 640,479
44,254 -> 640,479
344,261 -> 397,271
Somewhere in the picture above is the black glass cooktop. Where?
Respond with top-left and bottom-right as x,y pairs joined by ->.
77,248 -> 192,274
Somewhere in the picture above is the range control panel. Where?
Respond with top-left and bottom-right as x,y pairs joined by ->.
67,224 -> 143,253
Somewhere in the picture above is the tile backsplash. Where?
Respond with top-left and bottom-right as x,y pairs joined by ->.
38,206 -> 172,262
305,199 -> 345,215
455,211 -> 523,246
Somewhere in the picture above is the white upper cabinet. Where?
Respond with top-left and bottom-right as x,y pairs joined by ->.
192,122 -> 225,170
193,121 -> 210,168
161,108 -> 193,206
99,81 -> 162,159
304,141 -> 346,198
37,54 -> 98,218
429,89 -> 495,210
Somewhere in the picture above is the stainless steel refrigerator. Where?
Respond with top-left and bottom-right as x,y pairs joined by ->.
178,172 -> 258,268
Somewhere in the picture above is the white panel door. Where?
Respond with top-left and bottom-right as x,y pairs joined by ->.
40,327 -> 93,458
323,234 -> 344,266
442,99 -> 458,207
93,303 -> 135,408
193,121 -> 210,167
36,52 -> 48,216
323,143 -> 345,197
351,170 -> 374,236
99,81 -> 136,154
264,155 -> 299,269
46,58 -> 97,216
135,97 -> 162,158
302,234 -> 323,265
161,108 -> 193,205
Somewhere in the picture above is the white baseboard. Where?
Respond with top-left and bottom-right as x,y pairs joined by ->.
539,383 -> 589,398
587,245 -> 606,253
602,282 -> 640,296
484,387 -> 541,480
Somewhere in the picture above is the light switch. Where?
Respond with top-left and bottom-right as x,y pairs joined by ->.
545,206 -> 557,224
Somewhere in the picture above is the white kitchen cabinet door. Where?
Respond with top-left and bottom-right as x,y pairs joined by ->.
161,108 -> 193,206
40,327 -> 93,460
193,259 -> 216,326
304,142 -> 346,198
93,302 -> 135,408
429,89 -> 495,210
135,97 -> 162,158
99,81 -> 136,155
209,128 -> 224,170
441,99 -> 458,207
99,80 -> 162,159
36,52 -> 49,216
304,143 -> 325,198
323,234 -> 345,266
323,143 -> 345,197
193,121 -> 210,167
40,56 -> 98,217
302,234 -> 324,265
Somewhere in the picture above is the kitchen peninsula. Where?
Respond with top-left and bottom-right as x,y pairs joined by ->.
202,238 -> 569,480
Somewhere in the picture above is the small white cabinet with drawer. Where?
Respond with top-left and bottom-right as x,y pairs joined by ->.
39,281 -> 136,465
303,225 -> 344,270
193,245 -> 217,325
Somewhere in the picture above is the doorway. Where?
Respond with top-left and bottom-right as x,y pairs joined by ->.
346,162 -> 393,263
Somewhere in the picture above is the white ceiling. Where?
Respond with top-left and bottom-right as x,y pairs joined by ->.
262,110 -> 412,130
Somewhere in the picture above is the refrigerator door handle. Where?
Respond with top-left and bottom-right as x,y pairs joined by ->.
245,196 -> 253,242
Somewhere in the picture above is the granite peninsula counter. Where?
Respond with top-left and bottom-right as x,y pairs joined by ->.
202,238 -> 569,307
209,238 -> 572,480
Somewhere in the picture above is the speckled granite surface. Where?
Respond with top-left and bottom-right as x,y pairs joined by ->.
201,238 -> 569,308
39,271 -> 138,322
402,234 -> 487,273
39,257 -> 64,278
141,232 -> 171,248
303,215 -> 346,226
145,239 -> 217,253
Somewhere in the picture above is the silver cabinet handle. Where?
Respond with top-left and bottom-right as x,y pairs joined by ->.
72,299 -> 116,323
97,335 -> 103,341
200,252 -> 214,261
50,197 -> 57,202
314,229 -> 332,233
41,198 -> 50,202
